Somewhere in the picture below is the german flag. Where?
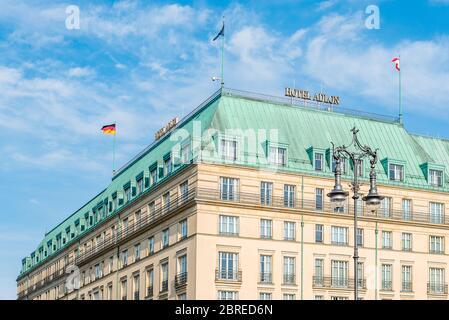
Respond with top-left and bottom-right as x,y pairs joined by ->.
101,123 -> 116,135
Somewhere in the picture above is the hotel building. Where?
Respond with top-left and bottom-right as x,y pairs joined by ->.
16,88 -> 449,300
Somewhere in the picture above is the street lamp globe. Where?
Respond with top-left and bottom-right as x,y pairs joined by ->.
327,188 -> 349,210
362,191 -> 384,213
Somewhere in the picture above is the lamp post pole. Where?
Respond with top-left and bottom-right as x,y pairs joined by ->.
327,127 -> 384,301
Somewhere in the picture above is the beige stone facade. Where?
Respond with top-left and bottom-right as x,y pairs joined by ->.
17,162 -> 449,300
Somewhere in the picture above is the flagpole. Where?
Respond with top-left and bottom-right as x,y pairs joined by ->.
112,122 -> 116,176
221,16 -> 225,88
399,54 -> 402,124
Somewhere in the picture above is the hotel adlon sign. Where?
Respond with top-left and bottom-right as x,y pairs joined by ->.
285,87 -> 340,105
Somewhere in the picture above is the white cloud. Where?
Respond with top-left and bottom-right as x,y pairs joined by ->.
68,67 -> 95,78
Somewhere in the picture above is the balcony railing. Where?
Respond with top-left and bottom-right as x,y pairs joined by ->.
215,269 -> 242,282
283,274 -> 296,285
175,272 -> 188,288
427,283 -> 448,294
312,276 -> 366,289
381,280 -> 393,291
401,282 -> 413,292
146,286 -> 153,299
259,272 -> 273,284
196,188 -> 449,226
160,280 -> 168,293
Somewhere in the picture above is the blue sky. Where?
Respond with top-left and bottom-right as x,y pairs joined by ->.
1,0 -> 449,299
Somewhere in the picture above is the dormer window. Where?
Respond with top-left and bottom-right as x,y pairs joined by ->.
389,164 -> 404,181
429,169 -> 443,187
269,146 -> 287,166
315,153 -> 323,171
220,138 -> 237,161
124,186 -> 131,203
164,156 -> 172,176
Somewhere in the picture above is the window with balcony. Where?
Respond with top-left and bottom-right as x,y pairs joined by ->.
283,256 -> 295,285
121,249 -> 128,268
163,192 -> 170,213
380,197 -> 392,218
220,177 -> 238,201
146,268 -> 154,298
430,236 -> 444,254
381,264 -> 392,291
430,202 -> 444,224
219,215 -> 238,236
133,274 -> 140,300
120,278 -> 128,300
314,259 -> 324,286
402,265 -> 412,292
269,146 -> 287,166
260,255 -> 272,283
134,243 -> 141,261
389,163 -> 404,181
331,260 -> 348,287
382,231 -> 392,249
260,181 -> 273,205
284,221 -> 295,241
260,219 -> 272,239
429,268 -> 446,294
180,181 -> 189,203
176,254 -> 187,288
283,184 -> 295,208
160,262 -> 169,293
356,228 -> 364,247
402,233 -> 412,252
402,199 -> 412,221
218,252 -> 239,281
331,226 -> 348,246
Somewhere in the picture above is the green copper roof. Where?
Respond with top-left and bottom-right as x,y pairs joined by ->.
18,87 -> 449,279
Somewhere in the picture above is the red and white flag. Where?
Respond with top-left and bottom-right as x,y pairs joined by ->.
391,57 -> 400,72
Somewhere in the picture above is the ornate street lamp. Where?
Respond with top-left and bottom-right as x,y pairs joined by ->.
327,127 -> 384,300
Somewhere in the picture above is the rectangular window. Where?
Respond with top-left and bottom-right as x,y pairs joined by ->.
137,178 -> 143,195
356,228 -> 364,247
260,255 -> 272,283
218,291 -> 238,300
180,181 -> 189,203
430,236 -> 444,254
260,219 -> 272,239
269,146 -> 287,166
429,169 -> 443,187
179,219 -> 188,240
164,156 -> 172,176
389,163 -> 404,181
160,262 -> 169,293
283,256 -> 295,284
148,201 -> 155,220
331,260 -> 348,287
381,264 -> 392,291
283,293 -> 295,300
181,143 -> 190,164
219,215 -> 238,236
108,256 -> 114,274
402,233 -> 412,252
220,138 -> 237,160
95,263 -> 102,279
148,237 -> 154,255
259,292 -> 272,300
133,274 -> 140,300
315,224 -> 323,243
284,221 -> 295,241
315,153 -> 323,171
134,243 -> 141,261
260,182 -> 273,205
313,259 -> 324,286
430,202 -> 444,224
429,268 -> 445,294
220,177 -> 238,201
146,269 -> 154,298
163,192 -> 170,213
121,250 -> 128,268
218,252 -> 239,280
357,262 -> 364,289
382,231 -> 392,249
331,226 -> 348,245
315,188 -> 324,210
380,197 -> 392,218
402,199 -> 412,221
178,254 -> 187,277
284,184 -> 295,208
402,265 -> 412,292
162,229 -> 169,249
120,278 -> 128,300
124,187 -> 131,203
150,168 -> 157,186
